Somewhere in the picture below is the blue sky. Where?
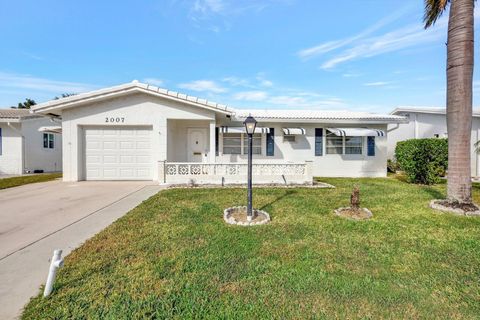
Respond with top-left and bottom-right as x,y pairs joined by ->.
0,0 -> 479,113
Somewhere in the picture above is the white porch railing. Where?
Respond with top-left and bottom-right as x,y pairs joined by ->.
159,162 -> 313,185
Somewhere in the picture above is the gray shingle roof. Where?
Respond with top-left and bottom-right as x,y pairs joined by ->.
0,109 -> 39,120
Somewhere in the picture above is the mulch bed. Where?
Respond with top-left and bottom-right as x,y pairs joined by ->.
430,199 -> 480,216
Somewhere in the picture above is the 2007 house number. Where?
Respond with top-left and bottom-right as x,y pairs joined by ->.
105,117 -> 125,123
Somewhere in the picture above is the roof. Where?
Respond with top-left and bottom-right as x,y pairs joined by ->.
31,80 -> 407,124
31,81 -> 233,115
0,109 -> 41,122
391,106 -> 480,117
234,109 -> 407,123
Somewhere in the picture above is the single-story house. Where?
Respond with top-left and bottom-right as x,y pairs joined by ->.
0,109 -> 62,175
388,107 -> 480,177
31,81 -> 406,184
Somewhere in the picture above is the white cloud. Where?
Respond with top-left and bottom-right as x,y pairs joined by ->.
342,73 -> 361,78
178,80 -> 227,93
193,0 -> 225,14
363,81 -> 391,87
256,73 -> 273,87
222,76 -> 252,87
0,72 -> 96,93
188,0 -> 291,32
143,77 -> 164,87
297,7 -> 412,59
320,22 -> 447,69
233,91 -> 268,101
296,5 -> 480,69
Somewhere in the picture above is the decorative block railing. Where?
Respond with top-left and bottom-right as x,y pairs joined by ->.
159,162 -> 313,185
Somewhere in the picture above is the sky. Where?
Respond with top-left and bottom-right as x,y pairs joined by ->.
0,0 -> 479,113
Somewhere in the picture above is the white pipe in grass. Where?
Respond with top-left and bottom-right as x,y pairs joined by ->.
43,249 -> 64,297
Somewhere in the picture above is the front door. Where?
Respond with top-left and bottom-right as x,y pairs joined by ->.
187,128 -> 207,162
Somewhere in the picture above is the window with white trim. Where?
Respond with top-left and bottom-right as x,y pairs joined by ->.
223,133 -> 241,154
223,133 -> 262,155
43,133 -> 54,149
326,132 -> 343,154
345,136 -> 362,154
243,134 -> 261,155
326,132 -> 363,155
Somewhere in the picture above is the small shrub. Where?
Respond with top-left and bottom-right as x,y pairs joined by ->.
395,138 -> 448,184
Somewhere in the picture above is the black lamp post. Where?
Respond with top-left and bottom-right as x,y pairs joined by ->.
243,115 -> 257,221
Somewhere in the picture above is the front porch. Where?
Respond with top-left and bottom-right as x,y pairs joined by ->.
158,161 -> 314,185
164,119 -> 313,185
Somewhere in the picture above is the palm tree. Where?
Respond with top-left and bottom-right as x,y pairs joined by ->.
424,0 -> 474,203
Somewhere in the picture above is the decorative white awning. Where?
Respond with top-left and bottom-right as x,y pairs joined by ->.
220,126 -> 270,134
38,126 -> 62,134
327,128 -> 385,137
282,128 -> 306,135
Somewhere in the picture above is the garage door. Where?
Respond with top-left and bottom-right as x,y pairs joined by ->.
84,127 -> 153,180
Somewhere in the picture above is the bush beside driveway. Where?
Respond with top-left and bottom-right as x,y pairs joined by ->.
22,178 -> 480,319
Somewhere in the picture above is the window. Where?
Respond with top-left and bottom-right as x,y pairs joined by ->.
326,132 -> 363,155
315,128 -> 323,156
43,133 -> 54,149
223,133 -> 241,154
243,133 -> 261,155
326,132 -> 343,154
222,133 -> 262,155
266,128 -> 275,156
283,135 -> 296,143
345,136 -> 363,154
0,127 -> 2,155
367,136 -> 375,156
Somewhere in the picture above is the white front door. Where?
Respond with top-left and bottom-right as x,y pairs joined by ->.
187,128 -> 207,162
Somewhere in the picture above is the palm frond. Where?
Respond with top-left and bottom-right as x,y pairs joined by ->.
424,0 -> 450,29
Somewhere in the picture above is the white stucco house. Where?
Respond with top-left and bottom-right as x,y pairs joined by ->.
31,81 -> 406,184
388,107 -> 480,177
0,109 -> 62,175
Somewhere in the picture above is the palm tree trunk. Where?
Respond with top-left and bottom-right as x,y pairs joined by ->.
446,0 -> 474,203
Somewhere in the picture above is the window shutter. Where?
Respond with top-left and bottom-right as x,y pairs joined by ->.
266,128 -> 275,156
367,136 -> 375,156
0,128 -> 2,155
315,128 -> 323,156
215,127 -> 219,156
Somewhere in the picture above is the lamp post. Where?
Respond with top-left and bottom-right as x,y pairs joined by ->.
243,115 -> 257,221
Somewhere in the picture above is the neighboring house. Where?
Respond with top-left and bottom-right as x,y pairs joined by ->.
388,107 -> 480,177
0,109 -> 62,175
31,81 -> 406,184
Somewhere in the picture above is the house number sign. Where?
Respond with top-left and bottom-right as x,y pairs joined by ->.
105,117 -> 125,123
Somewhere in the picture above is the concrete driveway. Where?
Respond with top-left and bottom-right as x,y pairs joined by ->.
0,180 -> 163,319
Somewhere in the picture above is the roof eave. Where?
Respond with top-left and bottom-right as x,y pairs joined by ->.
32,83 -> 234,116
232,117 -> 408,124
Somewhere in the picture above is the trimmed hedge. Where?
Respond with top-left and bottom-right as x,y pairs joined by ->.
395,138 -> 448,184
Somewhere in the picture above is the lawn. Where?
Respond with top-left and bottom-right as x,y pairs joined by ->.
0,173 -> 62,190
23,178 -> 480,319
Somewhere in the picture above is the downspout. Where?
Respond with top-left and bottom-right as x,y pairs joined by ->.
7,122 -> 26,174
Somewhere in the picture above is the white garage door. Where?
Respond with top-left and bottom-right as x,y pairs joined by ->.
84,127 -> 153,180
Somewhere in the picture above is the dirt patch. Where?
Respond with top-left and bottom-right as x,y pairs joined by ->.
435,200 -> 478,212
224,206 -> 271,226
430,199 -> 480,216
334,207 -> 373,220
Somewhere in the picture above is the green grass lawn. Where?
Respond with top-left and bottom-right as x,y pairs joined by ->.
22,178 -> 480,319
0,173 -> 62,190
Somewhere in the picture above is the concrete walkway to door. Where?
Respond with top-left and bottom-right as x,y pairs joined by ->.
0,180 -> 164,319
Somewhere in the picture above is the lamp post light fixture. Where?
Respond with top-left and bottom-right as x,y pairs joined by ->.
243,115 -> 257,221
